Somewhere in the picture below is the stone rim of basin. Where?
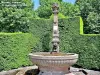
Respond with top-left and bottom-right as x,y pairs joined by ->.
29,52 -> 78,59
29,52 -> 78,74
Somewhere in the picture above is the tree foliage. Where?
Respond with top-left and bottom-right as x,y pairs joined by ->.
79,0 -> 100,34
0,0 -> 38,32
0,8 -> 29,32
22,0 -> 34,9
40,0 -> 60,6
0,0 -> 33,9
36,5 -> 52,19
60,2 -> 80,17
37,0 -> 60,19
37,0 -> 80,19
58,0 -> 62,2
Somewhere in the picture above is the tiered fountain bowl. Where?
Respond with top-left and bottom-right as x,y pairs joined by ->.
29,52 -> 78,75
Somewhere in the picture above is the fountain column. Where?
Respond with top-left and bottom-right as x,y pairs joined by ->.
52,3 -> 60,53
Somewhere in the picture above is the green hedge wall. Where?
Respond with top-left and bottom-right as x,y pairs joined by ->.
29,19 -> 52,52
29,17 -> 100,70
0,33 -> 39,71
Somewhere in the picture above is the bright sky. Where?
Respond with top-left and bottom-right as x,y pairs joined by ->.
33,0 -> 76,10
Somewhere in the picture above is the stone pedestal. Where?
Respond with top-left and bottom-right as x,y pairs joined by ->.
29,52 -> 78,75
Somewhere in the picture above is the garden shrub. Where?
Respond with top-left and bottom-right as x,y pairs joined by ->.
29,17 -> 100,70
0,33 -> 39,71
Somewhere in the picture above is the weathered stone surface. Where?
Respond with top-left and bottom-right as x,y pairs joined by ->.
70,67 -> 100,75
16,66 -> 38,75
0,66 -> 38,75
0,69 -> 19,75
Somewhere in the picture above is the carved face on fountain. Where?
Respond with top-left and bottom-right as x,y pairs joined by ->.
52,42 -> 58,51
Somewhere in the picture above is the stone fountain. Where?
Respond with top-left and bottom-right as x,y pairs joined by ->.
29,3 -> 78,75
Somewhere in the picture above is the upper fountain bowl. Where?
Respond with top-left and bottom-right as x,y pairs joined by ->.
29,52 -> 78,74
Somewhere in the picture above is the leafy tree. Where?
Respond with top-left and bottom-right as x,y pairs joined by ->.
0,0 -> 33,10
87,12 -> 100,34
60,2 -> 80,17
37,0 -> 60,19
75,0 -> 80,3
58,0 -> 63,2
58,0 -> 62,2
22,0 -> 34,9
40,0 -> 60,6
79,0 -> 100,34
0,8 -> 29,32
0,0 -> 38,32
36,5 -> 52,19
37,0 -> 80,19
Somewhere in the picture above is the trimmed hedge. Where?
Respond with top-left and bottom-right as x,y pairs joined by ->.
29,18 -> 52,52
29,17 -> 100,70
0,33 -> 39,71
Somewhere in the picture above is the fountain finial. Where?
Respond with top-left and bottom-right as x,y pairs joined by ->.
52,3 -> 59,14
51,3 -> 59,53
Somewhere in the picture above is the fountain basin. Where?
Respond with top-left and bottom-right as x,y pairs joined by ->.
29,52 -> 78,75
